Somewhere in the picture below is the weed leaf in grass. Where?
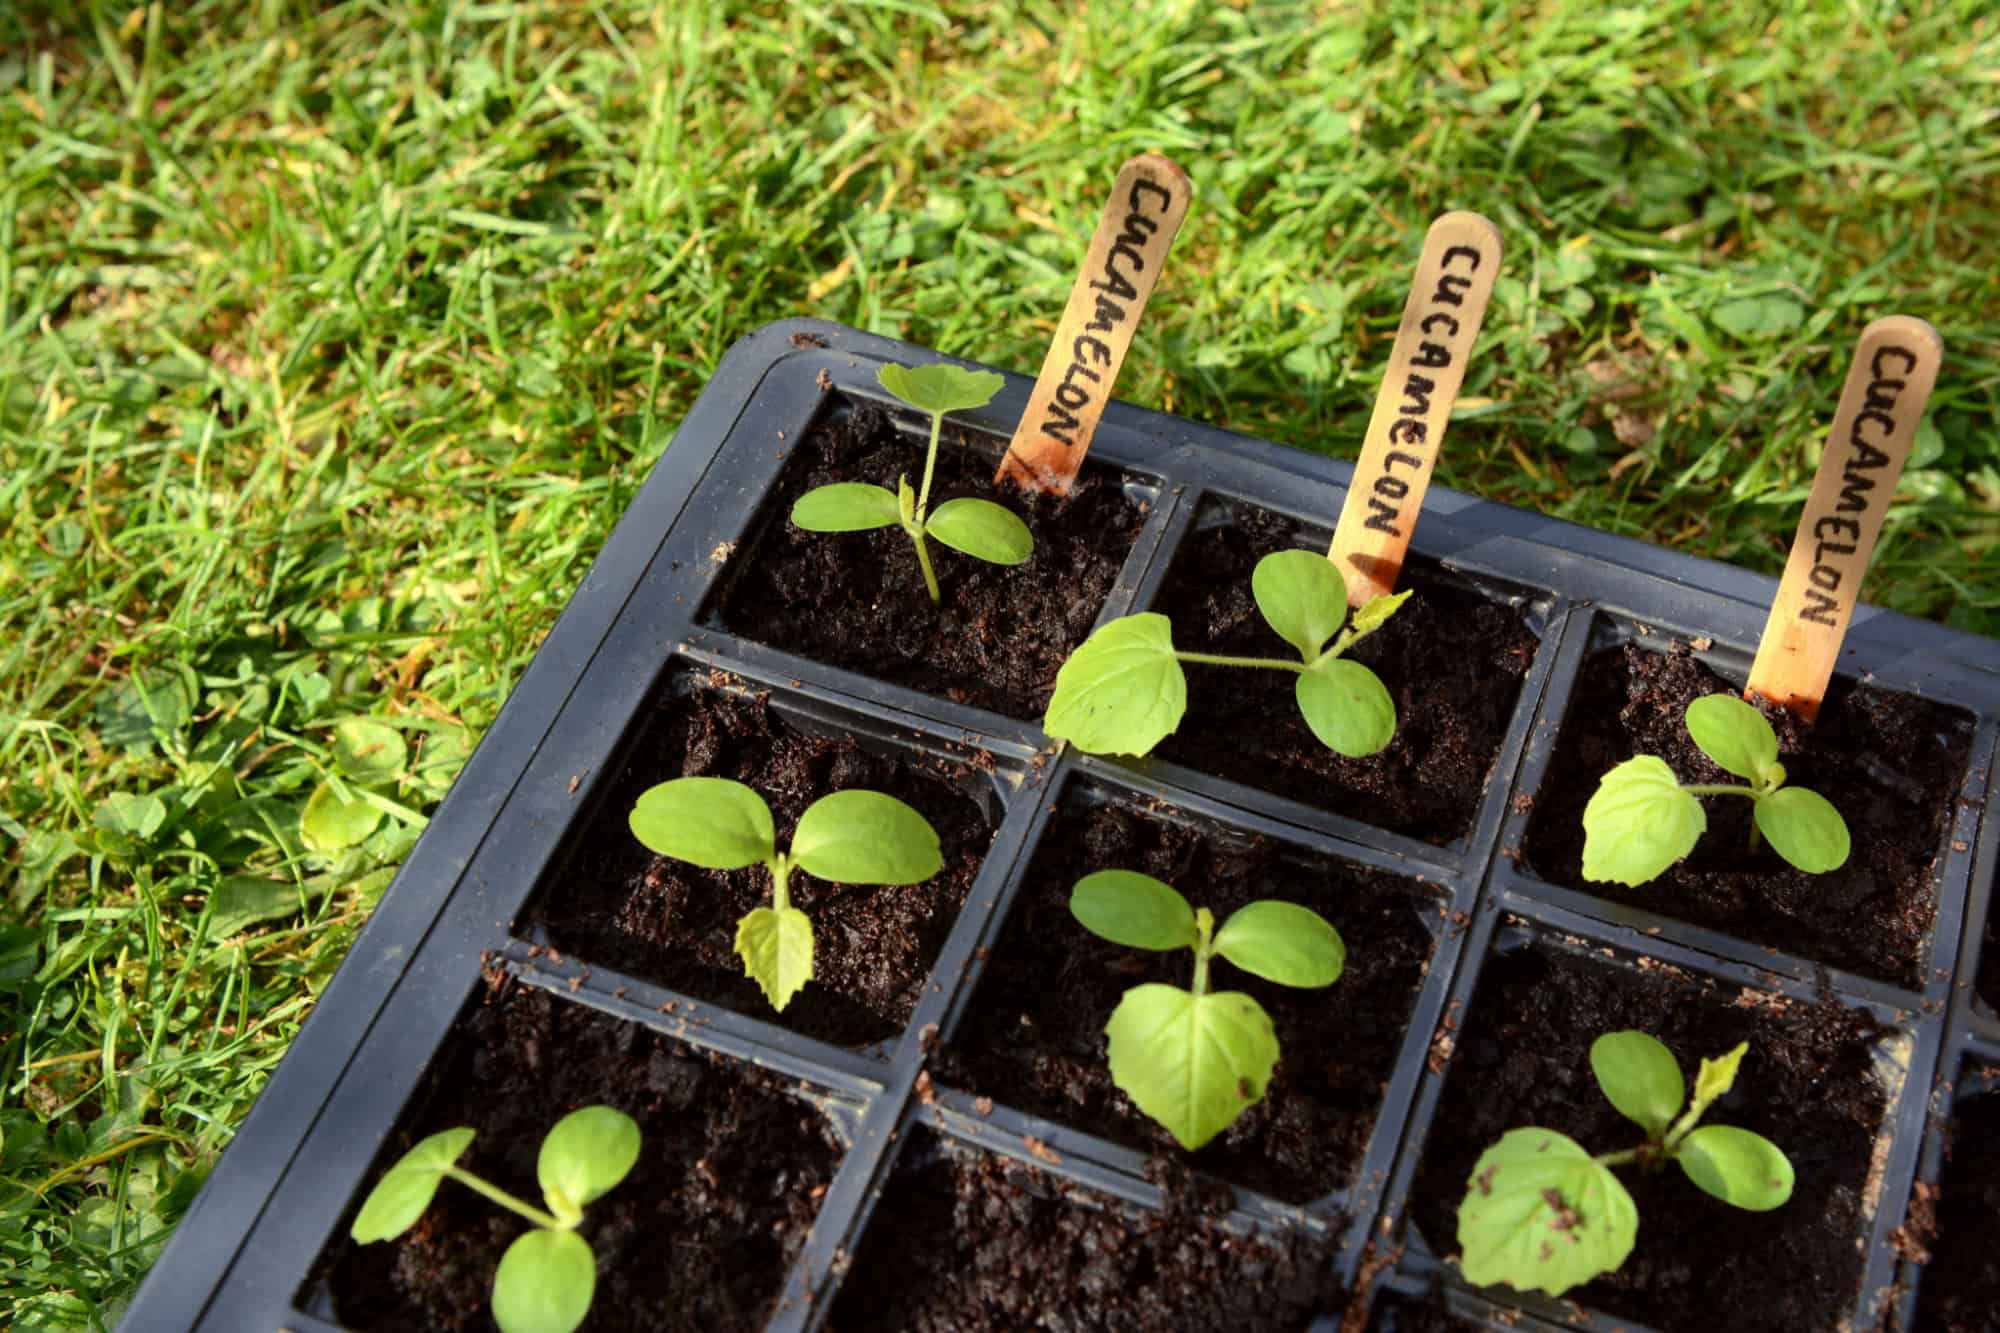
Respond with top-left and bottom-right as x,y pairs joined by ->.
302,781 -> 384,853
1211,900 -> 1345,987
1457,1128 -> 1637,1296
1676,1125 -> 1794,1210
877,362 -> 1005,415
1580,755 -> 1704,885
628,778 -> 775,869
1252,549 -> 1350,661
1104,983 -> 1280,1151
1590,1030 -> 1684,1138
791,482 -> 901,532
1070,870 -> 1198,951
350,1127 -> 476,1243
492,1228 -> 595,1333
537,1106 -> 641,1225
1043,614 -> 1186,756
332,718 -> 407,783
1297,657 -> 1396,757
1683,695 -> 1778,783
735,906 -> 814,1011
924,497 -> 1032,564
1755,787 -> 1849,874
791,789 -> 941,884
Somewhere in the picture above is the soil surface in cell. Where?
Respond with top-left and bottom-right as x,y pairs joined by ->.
1369,1292 -> 1487,1331
1912,1070 -> 2000,1331
824,1133 -> 1344,1332
716,397 -> 1150,719
1523,641 -> 1972,987
1152,501 -> 1540,845
531,681 -> 996,1049
936,786 -> 1442,1204
1407,936 -> 1891,1333
325,981 -> 843,1332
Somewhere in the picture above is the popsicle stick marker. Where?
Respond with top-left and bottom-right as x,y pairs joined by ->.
1327,212 -> 1503,606
1745,316 -> 1944,723
995,153 -> 1193,495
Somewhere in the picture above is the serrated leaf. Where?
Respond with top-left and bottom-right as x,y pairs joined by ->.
1589,1030 -> 1684,1138
791,790 -> 941,885
350,1127 -> 476,1243
1295,657 -> 1396,757
1212,901 -> 1344,988
877,362 -> 1004,415
1755,787 -> 1850,874
1043,614 -> 1186,757
1349,588 -> 1413,639
1251,549 -> 1349,660
1580,756 -> 1704,886
1683,695 -> 1778,783
924,497 -> 1032,565
491,1227 -> 595,1333
537,1106 -> 640,1223
332,719 -> 407,783
301,782 -> 383,853
1456,1128 -> 1638,1297
790,483 -> 901,533
1069,870 -> 1197,951
1104,984 -> 1279,1150
734,905 -> 814,1011
1676,1124 -> 1794,1211
1687,1041 -> 1747,1124
628,778 -> 775,871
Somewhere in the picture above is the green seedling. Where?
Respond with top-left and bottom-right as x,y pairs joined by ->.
350,1105 -> 641,1333
1044,549 -> 1408,758
790,361 -> 1031,603
1456,1031 -> 1794,1298
1582,694 -> 1850,886
627,777 -> 941,1011
1069,869 -> 1344,1150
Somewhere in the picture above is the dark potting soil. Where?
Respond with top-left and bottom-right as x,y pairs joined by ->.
823,1130 -> 1345,1332
1151,500 -> 1540,845
1406,933 -> 1892,1333
322,981 -> 843,1332
1521,640 -> 1973,988
1368,1291 -> 1487,1331
715,397 -> 1150,720
1912,1069 -> 2000,1332
530,677 -> 997,1049
936,783 -> 1443,1205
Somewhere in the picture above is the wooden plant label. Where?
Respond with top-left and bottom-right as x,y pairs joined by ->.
1745,316 -> 1944,722
994,153 -> 1193,494
1327,211 -> 1503,605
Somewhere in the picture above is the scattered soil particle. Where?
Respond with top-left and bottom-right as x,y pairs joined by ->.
530,679 -> 997,1048
716,398 -> 1149,719
1152,500 -> 1540,845
937,783 -> 1442,1204
823,1131 -> 1344,1332
1522,641 -> 1973,987
1913,1070 -> 2000,1331
1407,934 -> 1892,1332
323,982 -> 842,1331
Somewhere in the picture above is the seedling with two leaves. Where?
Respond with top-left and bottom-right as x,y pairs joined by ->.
350,1105 -> 641,1333
627,778 -> 942,1011
790,362 -> 1032,603
1582,694 -> 1850,886
1456,1031 -> 1793,1297
1044,549 -> 1409,758
1069,869 -> 1344,1150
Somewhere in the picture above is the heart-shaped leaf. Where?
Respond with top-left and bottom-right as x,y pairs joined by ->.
628,778 -> 775,871
1105,984 -> 1279,1150
790,483 -> 901,533
791,790 -> 941,885
877,362 -> 1004,416
1683,695 -> 1778,784
350,1127 -> 476,1243
1069,870 -> 1197,952
1676,1124 -> 1794,1211
537,1106 -> 641,1224
1580,755 -> 1704,886
1212,900 -> 1344,988
1043,614 -> 1186,757
491,1227 -> 595,1333
1456,1127 -> 1638,1297
924,497 -> 1032,565
1754,786 -> 1850,874
1295,657 -> 1396,757
1251,549 -> 1349,661
734,904 -> 814,1011
1589,1030 -> 1684,1138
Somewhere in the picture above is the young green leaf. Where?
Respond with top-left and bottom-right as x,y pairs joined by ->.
924,497 -> 1032,565
628,778 -> 776,870
1675,1124 -> 1794,1211
350,1127 -> 477,1243
536,1106 -> 641,1225
1456,1128 -> 1638,1297
1754,787 -> 1850,874
1589,1030 -> 1685,1138
1043,613 -> 1187,756
302,781 -> 383,853
1070,870 -> 1198,951
1684,695 -> 1780,784
491,1227 -> 596,1333
1580,755 -> 1706,885
877,362 -> 1005,416
1349,588 -> 1413,639
1685,1040 -> 1747,1125
734,904 -> 814,1011
790,790 -> 942,885
1295,657 -> 1396,757
332,718 -> 408,783
1250,549 -> 1349,661
1211,900 -> 1345,988
791,482 -> 902,533
1103,983 -> 1279,1150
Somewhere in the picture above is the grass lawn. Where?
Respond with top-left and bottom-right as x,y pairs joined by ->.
2,1 -> 1995,1326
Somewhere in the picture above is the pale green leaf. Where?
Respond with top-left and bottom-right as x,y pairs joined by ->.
1043,614 -> 1186,757
492,1227 -> 595,1333
1212,900 -> 1344,988
1687,1041 -> 1747,1125
1069,870 -> 1197,951
94,793 -> 167,841
208,876 -> 332,938
1589,1030 -> 1684,1138
1456,1128 -> 1638,1297
1676,1124 -> 1794,1211
302,782 -> 383,853
877,361 -> 1004,415
1580,755 -> 1704,886
790,482 -> 901,533
1295,657 -> 1396,757
1104,983 -> 1279,1150
332,718 -> 408,783
350,1127 -> 476,1243
1250,549 -> 1349,660
627,778 -> 775,870
1683,695 -> 1778,784
791,790 -> 941,885
1349,588 -> 1413,639
734,905 -> 814,1011
924,497 -> 1032,565
537,1107 -> 640,1223
1755,787 -> 1850,874
1712,293 -> 1804,341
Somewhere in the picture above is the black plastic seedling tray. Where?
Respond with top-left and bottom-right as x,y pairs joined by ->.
122,319 -> 2000,1332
